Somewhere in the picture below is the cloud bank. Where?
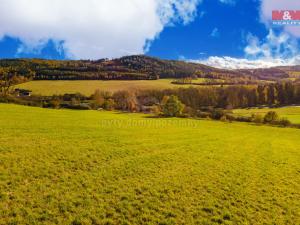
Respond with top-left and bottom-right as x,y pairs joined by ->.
0,0 -> 202,59
193,55 -> 300,70
193,30 -> 300,69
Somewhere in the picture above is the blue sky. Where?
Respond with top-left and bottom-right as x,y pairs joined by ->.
148,0 -> 266,59
0,0 -> 300,69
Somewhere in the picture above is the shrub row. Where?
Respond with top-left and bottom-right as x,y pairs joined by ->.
2,88 -> 296,129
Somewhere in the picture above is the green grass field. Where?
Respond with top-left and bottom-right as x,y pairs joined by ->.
233,106 -> 300,124
1,104 -> 300,224
15,80 -> 185,96
15,79 -> 213,96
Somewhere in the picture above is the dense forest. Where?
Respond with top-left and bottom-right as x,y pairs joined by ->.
1,55 -> 299,82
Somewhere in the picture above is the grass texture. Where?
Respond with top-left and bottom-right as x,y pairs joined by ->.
0,104 -> 299,224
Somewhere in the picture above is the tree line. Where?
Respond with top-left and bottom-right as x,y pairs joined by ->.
134,83 -> 300,110
3,80 -> 300,128
3,82 -> 300,111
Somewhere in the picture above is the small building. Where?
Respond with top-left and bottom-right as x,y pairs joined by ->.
14,88 -> 32,97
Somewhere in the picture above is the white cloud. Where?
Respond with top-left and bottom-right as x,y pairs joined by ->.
192,56 -> 300,69
245,30 -> 299,59
0,0 -> 202,59
210,28 -> 220,38
198,11 -> 206,18
192,29 -> 300,69
219,0 -> 235,5
244,34 -> 261,56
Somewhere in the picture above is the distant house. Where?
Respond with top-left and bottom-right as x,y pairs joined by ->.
14,88 -> 32,97
141,105 -> 157,114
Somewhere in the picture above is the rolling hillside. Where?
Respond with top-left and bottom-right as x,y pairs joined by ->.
2,55 -> 300,86
0,55 -> 260,82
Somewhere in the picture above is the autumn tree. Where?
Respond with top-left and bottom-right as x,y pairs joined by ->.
285,82 -> 295,105
0,67 -> 24,96
0,68 -> 9,95
113,90 -> 138,112
257,85 -> 266,105
267,84 -> 276,105
92,89 -> 105,108
103,99 -> 115,110
161,95 -> 184,117
264,111 -> 279,124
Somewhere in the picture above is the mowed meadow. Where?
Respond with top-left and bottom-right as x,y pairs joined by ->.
16,80 -> 183,96
1,104 -> 300,224
233,106 -> 300,125
15,78 -> 217,96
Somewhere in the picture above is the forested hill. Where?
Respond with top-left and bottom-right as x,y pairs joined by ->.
0,55 -> 250,81
0,55 -> 299,82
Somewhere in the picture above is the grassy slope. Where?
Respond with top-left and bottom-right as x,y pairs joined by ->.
233,106 -> 300,124
0,104 -> 300,224
16,80 -> 182,96
15,79 -> 211,96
